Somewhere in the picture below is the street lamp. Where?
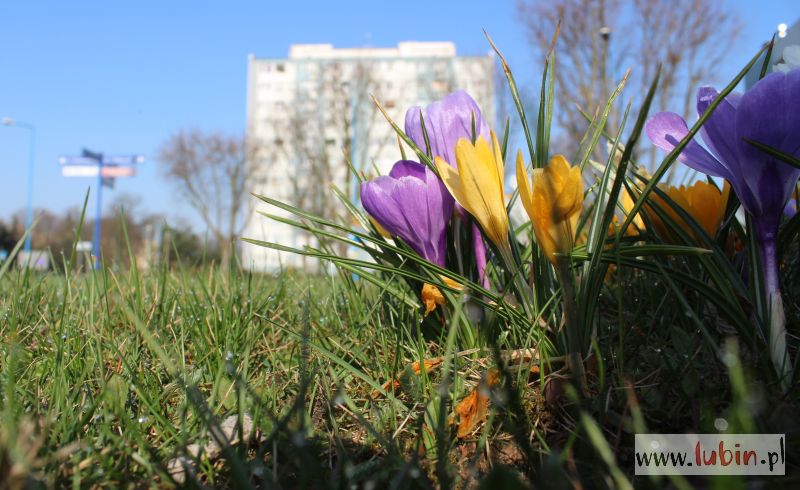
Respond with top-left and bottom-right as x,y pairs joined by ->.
2,117 -> 37,255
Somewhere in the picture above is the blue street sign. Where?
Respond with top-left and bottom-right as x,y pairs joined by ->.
58,156 -> 97,166
58,149 -> 143,269
61,154 -> 144,166
103,155 -> 145,165
60,155 -> 144,165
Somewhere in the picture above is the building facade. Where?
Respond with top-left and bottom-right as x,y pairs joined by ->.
744,19 -> 800,89
243,42 -> 496,271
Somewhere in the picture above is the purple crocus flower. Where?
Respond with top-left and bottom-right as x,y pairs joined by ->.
404,90 -> 490,168
360,160 -> 454,267
404,90 -> 492,288
646,70 -> 800,386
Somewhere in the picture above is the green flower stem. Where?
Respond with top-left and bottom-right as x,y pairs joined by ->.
555,254 -> 587,394
498,244 -> 534,319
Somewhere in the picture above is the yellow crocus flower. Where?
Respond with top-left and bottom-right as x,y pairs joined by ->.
620,190 -> 645,236
516,154 -> 584,265
435,132 -> 510,252
647,180 -> 729,243
683,181 -> 729,238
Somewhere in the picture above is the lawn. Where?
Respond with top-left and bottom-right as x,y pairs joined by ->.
0,245 -> 797,488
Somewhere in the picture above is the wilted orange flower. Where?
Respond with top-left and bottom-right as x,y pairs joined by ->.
420,277 -> 462,316
452,369 -> 500,438
421,284 -> 445,316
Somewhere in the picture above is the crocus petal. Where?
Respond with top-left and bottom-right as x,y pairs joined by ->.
692,87 -> 762,213
401,176 -> 440,259
490,132 -> 505,196
645,181 -> 728,244
549,156 -> 583,218
684,180 -> 727,238
436,156 -> 469,207
389,160 -> 427,180
621,190 -> 645,235
360,177 -> 414,239
404,108 -> 428,155
523,155 -> 584,264
737,71 -> 800,159
530,168 -> 558,262
455,136 -> 509,247
360,160 -> 452,267
515,150 -> 535,221
404,90 -> 489,167
423,165 -> 454,266
360,176 -> 427,254
454,138 -> 494,223
386,160 -> 451,262
437,134 -> 509,251
736,70 -> 800,220
645,112 -> 731,180
696,87 -> 743,177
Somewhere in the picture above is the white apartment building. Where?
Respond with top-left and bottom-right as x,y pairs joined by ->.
243,42 -> 496,272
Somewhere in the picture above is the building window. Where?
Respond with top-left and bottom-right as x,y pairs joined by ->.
276,63 -> 285,72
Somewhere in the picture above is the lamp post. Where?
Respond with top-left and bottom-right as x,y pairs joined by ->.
2,117 -> 36,255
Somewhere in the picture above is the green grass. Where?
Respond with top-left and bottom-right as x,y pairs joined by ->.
1,252 -> 797,488
0,256 -> 536,488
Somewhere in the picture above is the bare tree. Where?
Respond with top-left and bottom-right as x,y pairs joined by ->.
159,130 -> 262,270
517,0 -> 740,170
289,62 -> 389,213
269,61 -> 397,263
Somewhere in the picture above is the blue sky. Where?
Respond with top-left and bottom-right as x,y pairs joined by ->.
0,0 -> 795,232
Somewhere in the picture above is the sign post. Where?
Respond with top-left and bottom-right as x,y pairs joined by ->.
59,150 -> 143,269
